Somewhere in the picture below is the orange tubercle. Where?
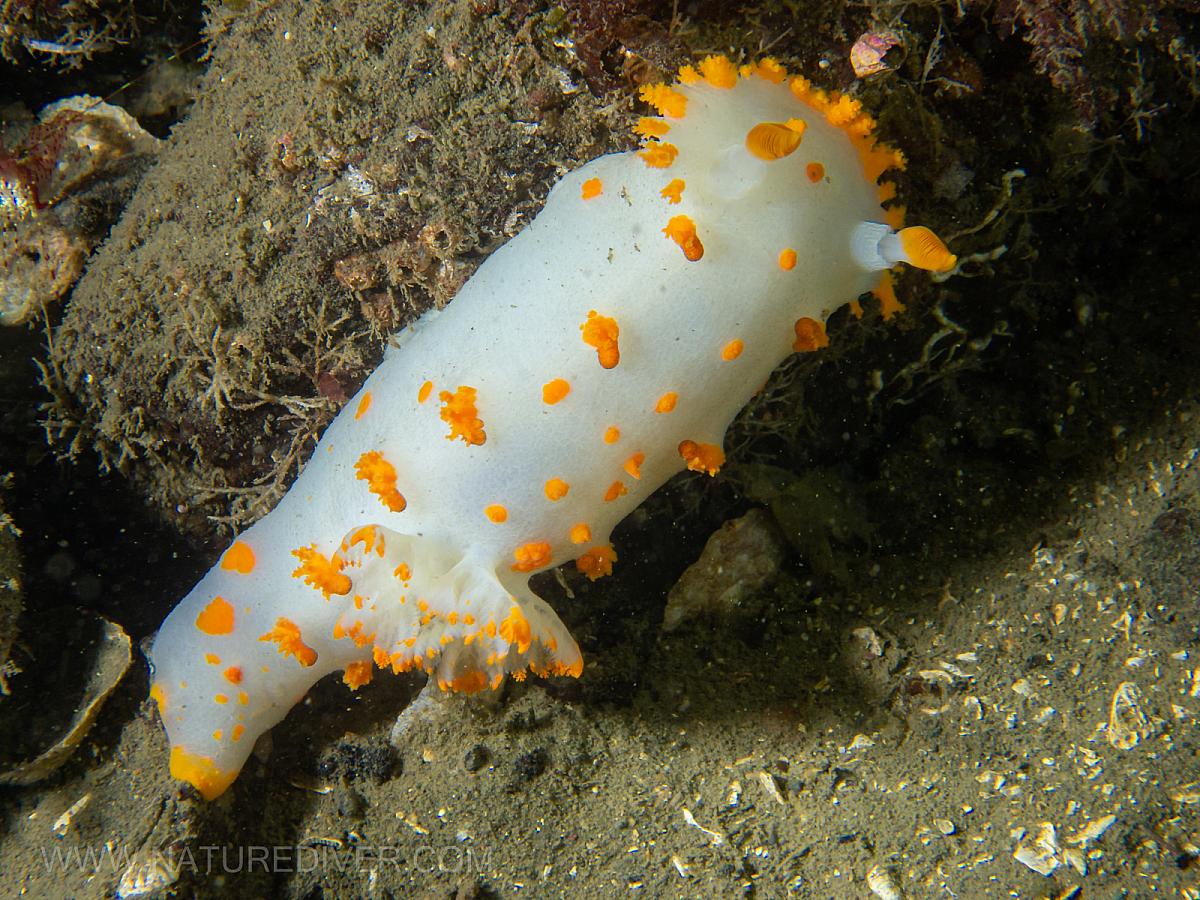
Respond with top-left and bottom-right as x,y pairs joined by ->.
223,666 -> 242,685
638,83 -> 687,118
660,178 -> 685,204
792,317 -> 829,353
542,378 -> 570,404
499,606 -> 533,653
343,660 -> 373,690
292,545 -> 351,597
581,311 -> 620,369
220,540 -> 255,574
581,177 -> 602,200
603,480 -> 627,502
485,504 -> 508,523
195,596 -> 235,635
778,248 -> 798,270
698,54 -> 738,88
634,117 -> 671,138
721,339 -> 744,361
511,541 -> 552,572
354,450 -> 407,513
569,523 -> 591,544
655,391 -> 678,413
354,391 -> 372,420
623,452 -> 645,479
806,162 -> 825,183
439,385 -> 487,445
576,544 -> 617,581
663,215 -> 703,262
544,478 -> 570,501
258,617 -> 318,667
678,440 -> 725,476
603,426 -> 620,444
638,142 -> 679,168
417,380 -> 433,403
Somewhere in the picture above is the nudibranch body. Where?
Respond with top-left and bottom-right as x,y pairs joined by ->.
150,55 -> 954,800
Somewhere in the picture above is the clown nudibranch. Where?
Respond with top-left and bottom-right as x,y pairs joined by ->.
149,55 -> 955,799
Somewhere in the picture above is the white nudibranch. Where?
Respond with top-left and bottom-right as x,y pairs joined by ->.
149,53 -> 955,800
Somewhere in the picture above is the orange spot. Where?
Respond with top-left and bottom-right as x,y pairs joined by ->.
721,339 -> 744,361
581,311 -> 620,369
212,729 -> 223,742
544,478 -> 570,501
417,380 -> 433,403
806,162 -> 825,183
604,480 -> 627,502
655,391 -> 678,413
499,606 -> 533,652
542,378 -> 570,404
698,54 -> 738,88
660,178 -> 685,204
214,693 -> 229,705
439,385 -> 486,445
634,117 -> 671,138
603,426 -> 620,444
196,597 -> 235,635
258,617 -> 318,667
354,450 -> 407,512
576,544 -> 617,581
677,64 -> 701,85
354,391 -> 372,420
511,541 -> 552,572
237,691 -> 248,705
792,317 -> 829,352
638,83 -> 687,118
220,541 -> 255,574
898,226 -> 957,272
623,452 -> 645,479
581,177 -> 602,200
569,523 -> 592,544
343,660 -> 373,690
291,545 -> 351,597
395,562 -> 412,581
169,747 -> 237,801
745,121 -> 804,161
223,666 -> 242,685
485,504 -> 508,523
778,248 -> 797,271
149,683 -> 166,714
663,215 -> 703,261
678,440 -> 726,476
204,653 -> 221,666
231,724 -> 245,742
638,142 -> 679,168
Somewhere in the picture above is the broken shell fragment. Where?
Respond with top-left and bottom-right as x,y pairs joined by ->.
0,220 -> 87,325
851,29 -> 903,78
0,608 -> 131,785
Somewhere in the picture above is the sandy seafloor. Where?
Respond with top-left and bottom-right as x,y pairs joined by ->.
1,1 -> 1199,897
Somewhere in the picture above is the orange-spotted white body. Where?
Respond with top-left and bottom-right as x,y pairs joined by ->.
150,55 -> 954,800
